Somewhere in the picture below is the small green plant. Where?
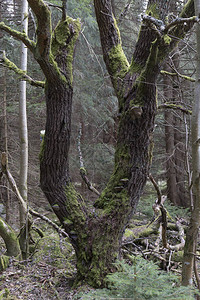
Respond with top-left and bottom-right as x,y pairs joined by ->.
78,256 -> 196,299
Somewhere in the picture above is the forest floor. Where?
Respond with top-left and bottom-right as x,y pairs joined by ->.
0,185 -> 192,300
0,259 -> 75,299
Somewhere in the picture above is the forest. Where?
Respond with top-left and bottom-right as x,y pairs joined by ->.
0,0 -> 200,299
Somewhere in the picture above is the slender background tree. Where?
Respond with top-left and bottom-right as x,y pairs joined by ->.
182,0 -> 200,287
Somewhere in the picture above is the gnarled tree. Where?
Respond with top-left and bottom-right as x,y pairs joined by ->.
0,0 -> 196,286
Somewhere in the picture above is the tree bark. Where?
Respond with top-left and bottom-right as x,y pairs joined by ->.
164,63 -> 179,206
182,0 -> 200,286
19,0 -> 29,259
164,51 -> 189,207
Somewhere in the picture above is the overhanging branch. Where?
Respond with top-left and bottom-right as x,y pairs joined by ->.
0,51 -> 45,88
0,22 -> 35,52
142,14 -> 198,34
158,103 -> 192,115
160,69 -> 195,82
164,16 -> 198,33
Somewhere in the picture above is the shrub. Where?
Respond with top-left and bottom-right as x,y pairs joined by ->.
78,256 -> 196,299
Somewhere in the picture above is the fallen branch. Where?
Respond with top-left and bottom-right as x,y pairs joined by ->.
148,174 -> 168,248
168,220 -> 185,251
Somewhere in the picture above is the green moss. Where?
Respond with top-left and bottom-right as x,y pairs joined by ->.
0,22 -> 36,48
129,61 -> 143,74
146,3 -> 159,18
163,34 -> 171,45
0,218 -> 21,258
2,55 -> 44,87
0,255 -> 10,272
108,44 -> 129,78
124,228 -> 136,239
113,15 -> 121,40
95,144 -> 130,210
160,102 -> 192,115
160,70 -> 195,83
0,288 -> 10,299
51,17 -> 81,84
80,167 -> 87,175
173,250 -> 183,262
64,182 -> 86,224
124,225 -> 158,242
4,57 -> 26,75
63,218 -> 73,226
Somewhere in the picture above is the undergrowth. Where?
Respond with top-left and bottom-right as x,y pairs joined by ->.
137,181 -> 190,220
77,256 -> 197,299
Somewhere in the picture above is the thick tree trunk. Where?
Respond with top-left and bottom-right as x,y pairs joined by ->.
0,0 -> 196,287
39,0 -> 195,286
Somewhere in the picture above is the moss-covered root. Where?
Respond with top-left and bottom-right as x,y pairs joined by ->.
0,217 -> 21,259
0,255 -> 10,272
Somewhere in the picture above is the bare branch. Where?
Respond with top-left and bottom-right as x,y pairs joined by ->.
118,0 -> 132,23
142,14 -> 165,31
160,69 -> 195,82
165,16 -> 198,33
28,0 -> 52,60
148,173 -> 162,203
158,103 -> 192,115
142,14 -> 198,34
61,0 -> 67,20
1,152 -> 28,216
168,220 -> 185,251
45,1 -> 62,10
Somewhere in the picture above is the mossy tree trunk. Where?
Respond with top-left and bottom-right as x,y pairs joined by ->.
0,217 -> 21,271
0,0 -> 196,287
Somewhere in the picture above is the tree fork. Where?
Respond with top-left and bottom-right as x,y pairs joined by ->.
0,0 -> 197,287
